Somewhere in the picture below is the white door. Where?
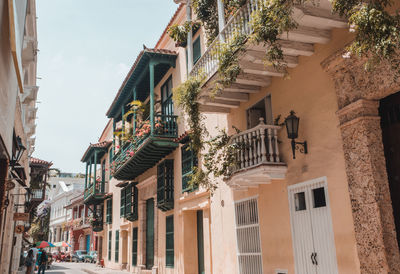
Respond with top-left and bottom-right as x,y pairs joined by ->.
288,177 -> 338,274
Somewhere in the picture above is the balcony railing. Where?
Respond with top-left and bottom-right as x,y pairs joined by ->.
112,114 -> 179,180
84,180 -> 105,205
226,119 -> 287,188
230,120 -> 282,173
31,189 -> 44,200
190,0 -> 257,82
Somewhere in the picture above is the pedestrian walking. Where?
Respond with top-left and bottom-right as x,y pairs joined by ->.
37,250 -> 48,274
28,244 -> 39,274
24,250 -> 34,274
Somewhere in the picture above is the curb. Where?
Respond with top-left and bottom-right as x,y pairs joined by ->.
82,269 -> 97,274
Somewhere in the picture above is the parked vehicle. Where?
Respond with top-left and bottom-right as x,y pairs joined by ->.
84,251 -> 97,263
71,250 -> 87,262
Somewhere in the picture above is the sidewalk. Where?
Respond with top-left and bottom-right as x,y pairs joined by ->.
82,263 -> 130,274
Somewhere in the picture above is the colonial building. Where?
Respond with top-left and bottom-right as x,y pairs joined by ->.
0,0 -> 41,273
82,0 -> 400,274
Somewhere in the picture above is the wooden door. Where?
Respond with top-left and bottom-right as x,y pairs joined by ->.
380,92 -> 400,250
197,210 -> 205,274
288,178 -> 338,274
146,198 -> 154,269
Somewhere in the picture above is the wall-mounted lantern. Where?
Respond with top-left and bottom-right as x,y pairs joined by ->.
285,111 -> 308,159
10,136 -> 26,167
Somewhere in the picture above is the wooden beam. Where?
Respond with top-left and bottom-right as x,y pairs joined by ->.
235,73 -> 271,87
240,60 -> 285,77
243,50 -> 299,68
293,6 -> 348,29
280,25 -> 330,44
249,40 -> 314,57
201,97 -> 240,108
214,91 -> 249,102
199,105 -> 231,114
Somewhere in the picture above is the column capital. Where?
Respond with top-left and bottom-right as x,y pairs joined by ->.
336,99 -> 380,127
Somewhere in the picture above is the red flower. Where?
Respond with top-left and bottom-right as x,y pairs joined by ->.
129,151 -> 134,157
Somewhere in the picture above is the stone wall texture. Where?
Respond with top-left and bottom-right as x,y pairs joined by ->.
323,52 -> 400,273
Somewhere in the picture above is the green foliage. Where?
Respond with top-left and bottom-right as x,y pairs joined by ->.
173,74 -> 207,156
213,32 -> 248,94
28,214 -> 50,243
332,0 -> 400,70
168,21 -> 201,46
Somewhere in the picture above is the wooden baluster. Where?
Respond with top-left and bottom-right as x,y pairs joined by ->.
244,133 -> 249,167
273,128 -> 280,162
240,135 -> 245,169
248,132 -> 253,166
260,128 -> 267,162
252,130 -> 257,165
256,128 -> 261,163
267,127 -> 274,162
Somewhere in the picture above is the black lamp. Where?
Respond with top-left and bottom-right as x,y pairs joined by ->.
10,137 -> 26,167
285,111 -> 307,159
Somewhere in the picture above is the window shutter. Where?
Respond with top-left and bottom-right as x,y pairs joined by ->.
132,227 -> 138,266
166,215 -> 174,268
157,160 -> 174,211
115,230 -> 119,262
108,231 -> 112,261
132,184 -> 138,221
106,199 -> 112,224
125,184 -> 132,215
120,188 -> 125,217
181,144 -> 198,192
193,37 -> 201,64
235,198 -> 263,274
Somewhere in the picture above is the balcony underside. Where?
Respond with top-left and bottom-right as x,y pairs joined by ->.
114,137 -> 178,181
84,194 -> 105,205
227,162 -> 287,189
193,3 -> 347,113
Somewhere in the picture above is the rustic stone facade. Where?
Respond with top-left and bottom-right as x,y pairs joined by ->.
323,52 -> 400,273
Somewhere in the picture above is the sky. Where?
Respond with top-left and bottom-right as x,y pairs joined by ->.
34,0 -> 178,173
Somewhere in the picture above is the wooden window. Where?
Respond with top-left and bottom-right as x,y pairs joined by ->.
157,160 -> 174,211
234,197 -> 263,274
193,37 -> 201,65
109,148 -> 113,179
108,231 -> 112,261
166,215 -> 174,268
106,199 -> 112,224
101,160 -> 106,183
125,184 -> 132,216
115,230 -> 119,262
161,77 -> 173,116
181,144 -> 198,192
132,227 -> 138,266
120,188 -> 126,217
246,95 -> 273,129
146,199 -> 154,269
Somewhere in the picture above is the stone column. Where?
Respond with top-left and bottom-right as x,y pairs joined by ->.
322,53 -> 400,273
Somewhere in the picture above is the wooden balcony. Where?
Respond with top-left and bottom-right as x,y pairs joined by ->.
227,119 -> 287,188
84,181 -> 105,205
112,114 -> 179,180
191,0 -> 347,112
31,188 -> 45,202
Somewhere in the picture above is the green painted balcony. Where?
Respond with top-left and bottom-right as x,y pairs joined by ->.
81,141 -> 111,205
112,115 -> 178,180
84,180 -> 105,205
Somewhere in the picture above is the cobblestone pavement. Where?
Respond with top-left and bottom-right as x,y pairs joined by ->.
17,262 -> 128,274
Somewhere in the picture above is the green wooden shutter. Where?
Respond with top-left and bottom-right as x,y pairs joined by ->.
193,37 -> 201,64
182,144 -> 198,192
197,210 -> 205,274
120,188 -> 125,217
108,231 -> 112,261
132,184 -> 138,221
125,184 -> 132,215
109,148 -> 113,179
166,215 -> 174,268
132,227 -> 138,266
157,160 -> 174,211
146,198 -> 154,269
115,230 -> 119,262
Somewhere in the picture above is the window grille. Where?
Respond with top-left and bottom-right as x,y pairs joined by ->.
235,197 -> 263,274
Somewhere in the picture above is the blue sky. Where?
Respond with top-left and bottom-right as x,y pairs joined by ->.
34,0 -> 178,173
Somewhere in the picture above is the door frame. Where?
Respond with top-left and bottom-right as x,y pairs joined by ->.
287,176 -> 337,274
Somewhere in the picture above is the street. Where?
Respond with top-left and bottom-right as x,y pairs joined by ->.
31,262 -> 127,274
